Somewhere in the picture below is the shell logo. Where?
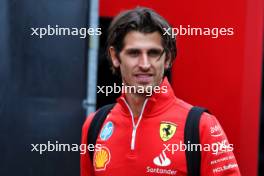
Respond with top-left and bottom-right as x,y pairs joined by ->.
94,146 -> 111,171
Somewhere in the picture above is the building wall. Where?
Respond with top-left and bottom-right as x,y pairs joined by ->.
99,0 -> 263,175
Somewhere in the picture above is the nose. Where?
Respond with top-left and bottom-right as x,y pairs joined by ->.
138,53 -> 151,70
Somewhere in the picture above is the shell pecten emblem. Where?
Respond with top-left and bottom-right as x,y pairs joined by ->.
94,146 -> 111,171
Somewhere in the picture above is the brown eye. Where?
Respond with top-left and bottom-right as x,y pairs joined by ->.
148,49 -> 164,59
127,50 -> 140,57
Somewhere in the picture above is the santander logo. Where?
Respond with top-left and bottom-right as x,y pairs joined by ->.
153,150 -> 171,167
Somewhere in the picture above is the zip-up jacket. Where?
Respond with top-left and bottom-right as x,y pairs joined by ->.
80,78 -> 241,176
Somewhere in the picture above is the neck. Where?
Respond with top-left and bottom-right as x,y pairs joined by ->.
125,93 -> 147,117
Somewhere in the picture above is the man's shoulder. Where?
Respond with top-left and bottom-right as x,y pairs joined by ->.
82,103 -> 116,131
82,112 -> 96,133
173,96 -> 193,113
170,97 -> 216,123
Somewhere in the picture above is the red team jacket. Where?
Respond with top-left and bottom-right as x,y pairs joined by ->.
81,78 -> 241,176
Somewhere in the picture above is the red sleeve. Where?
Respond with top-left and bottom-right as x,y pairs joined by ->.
80,113 -> 95,176
199,113 -> 241,176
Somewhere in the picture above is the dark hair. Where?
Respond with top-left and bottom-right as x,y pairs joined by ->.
106,7 -> 177,74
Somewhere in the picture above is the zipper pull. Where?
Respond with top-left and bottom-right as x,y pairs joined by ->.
131,127 -> 136,150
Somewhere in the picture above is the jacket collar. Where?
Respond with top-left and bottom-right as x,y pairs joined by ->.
115,77 -> 176,118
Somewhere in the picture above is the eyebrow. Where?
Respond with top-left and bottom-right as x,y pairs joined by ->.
125,48 -> 140,52
124,48 -> 163,52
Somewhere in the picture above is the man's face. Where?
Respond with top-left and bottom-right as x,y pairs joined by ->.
110,31 -> 170,95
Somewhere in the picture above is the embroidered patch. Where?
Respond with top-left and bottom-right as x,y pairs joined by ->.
94,146 -> 111,171
160,121 -> 177,142
100,121 -> 114,141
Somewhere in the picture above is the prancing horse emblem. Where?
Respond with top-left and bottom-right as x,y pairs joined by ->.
160,121 -> 177,142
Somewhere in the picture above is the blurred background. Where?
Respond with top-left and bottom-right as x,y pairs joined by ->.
0,0 -> 263,176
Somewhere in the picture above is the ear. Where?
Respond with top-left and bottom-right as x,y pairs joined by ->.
109,46 -> 120,68
164,58 -> 171,69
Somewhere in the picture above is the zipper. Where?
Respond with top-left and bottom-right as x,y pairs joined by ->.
131,127 -> 136,150
121,97 -> 148,150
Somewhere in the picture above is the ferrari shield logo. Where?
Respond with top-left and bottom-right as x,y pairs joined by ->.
160,122 -> 177,141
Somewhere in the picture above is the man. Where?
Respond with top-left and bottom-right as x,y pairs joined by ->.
81,7 -> 241,176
